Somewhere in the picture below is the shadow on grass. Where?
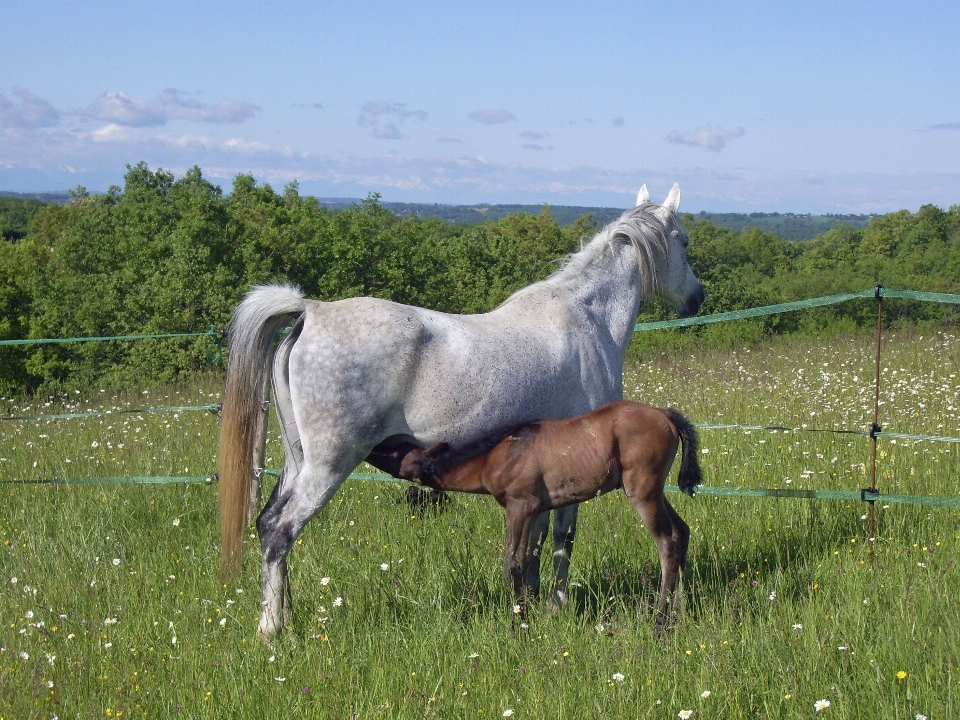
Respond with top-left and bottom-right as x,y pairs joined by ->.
563,498 -> 872,628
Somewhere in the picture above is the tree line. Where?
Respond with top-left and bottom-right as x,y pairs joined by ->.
1,163 -> 958,395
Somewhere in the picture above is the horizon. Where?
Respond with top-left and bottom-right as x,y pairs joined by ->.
2,1 -> 958,214
0,187 -> 886,219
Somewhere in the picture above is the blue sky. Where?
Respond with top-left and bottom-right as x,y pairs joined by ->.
2,0 -> 958,213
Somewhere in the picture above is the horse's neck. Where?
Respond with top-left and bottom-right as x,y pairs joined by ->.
568,241 -> 644,352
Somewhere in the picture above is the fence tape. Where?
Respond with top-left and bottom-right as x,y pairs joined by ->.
634,287 -> 960,332
0,475 -> 215,486
0,330 -> 218,347
0,404 -> 222,422
6,471 -> 958,508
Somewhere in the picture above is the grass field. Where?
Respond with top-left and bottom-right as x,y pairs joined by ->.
1,329 -> 958,719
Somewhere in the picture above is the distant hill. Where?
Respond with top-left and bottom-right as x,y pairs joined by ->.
0,191 -> 70,204
2,190 -> 878,241
315,198 -> 626,228
685,211 -> 875,241
316,198 -> 875,240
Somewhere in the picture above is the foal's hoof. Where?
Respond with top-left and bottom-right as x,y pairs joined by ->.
653,617 -> 675,639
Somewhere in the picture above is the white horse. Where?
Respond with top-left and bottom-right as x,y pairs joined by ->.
218,183 -> 704,641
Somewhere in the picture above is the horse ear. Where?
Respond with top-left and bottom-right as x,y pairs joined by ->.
636,185 -> 650,206
662,183 -> 681,214
424,441 -> 449,459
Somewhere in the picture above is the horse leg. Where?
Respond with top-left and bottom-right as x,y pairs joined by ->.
550,504 -> 579,606
627,489 -> 689,635
256,459 -> 350,643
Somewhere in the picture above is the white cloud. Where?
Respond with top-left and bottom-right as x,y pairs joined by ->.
0,90 -> 61,129
372,123 -> 403,139
666,125 -> 745,151
469,109 -> 516,125
79,89 -> 260,127
358,101 -> 427,139
3,122 -> 959,213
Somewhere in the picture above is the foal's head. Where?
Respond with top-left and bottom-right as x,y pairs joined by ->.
398,442 -> 449,486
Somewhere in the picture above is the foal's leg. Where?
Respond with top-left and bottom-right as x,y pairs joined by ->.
256,458 -> 351,642
504,504 -> 538,618
522,510 -> 550,599
628,489 -> 690,635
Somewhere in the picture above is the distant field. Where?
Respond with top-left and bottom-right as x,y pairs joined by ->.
1,330 -> 957,719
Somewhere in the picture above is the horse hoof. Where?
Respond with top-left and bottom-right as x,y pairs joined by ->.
257,619 -> 282,646
256,629 -> 278,648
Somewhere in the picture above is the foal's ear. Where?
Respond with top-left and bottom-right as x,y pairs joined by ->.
636,185 -> 650,206
424,441 -> 449,459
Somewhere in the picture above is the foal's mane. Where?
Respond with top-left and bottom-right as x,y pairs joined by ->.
497,202 -> 672,308
423,422 -> 541,477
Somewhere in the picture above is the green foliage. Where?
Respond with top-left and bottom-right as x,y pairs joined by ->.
1,163 -> 958,395
23,164 -> 240,391
0,195 -> 49,241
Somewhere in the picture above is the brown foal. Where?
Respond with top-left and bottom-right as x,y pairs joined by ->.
398,400 -> 700,633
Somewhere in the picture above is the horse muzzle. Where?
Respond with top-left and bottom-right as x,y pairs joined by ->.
677,283 -> 706,318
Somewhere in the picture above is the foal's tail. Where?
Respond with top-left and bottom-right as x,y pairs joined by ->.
219,283 -> 307,582
664,408 -> 701,496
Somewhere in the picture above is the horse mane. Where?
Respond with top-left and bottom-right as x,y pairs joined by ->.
497,203 -> 671,308
422,422 -> 542,478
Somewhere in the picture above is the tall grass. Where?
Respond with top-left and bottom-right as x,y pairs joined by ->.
1,330 -> 957,719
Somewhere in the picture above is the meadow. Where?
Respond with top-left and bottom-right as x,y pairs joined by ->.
1,329 -> 958,719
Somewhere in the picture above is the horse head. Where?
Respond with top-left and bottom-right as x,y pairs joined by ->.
637,183 -> 705,318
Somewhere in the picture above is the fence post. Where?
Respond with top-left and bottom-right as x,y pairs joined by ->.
867,284 -> 883,552
248,369 -> 271,526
